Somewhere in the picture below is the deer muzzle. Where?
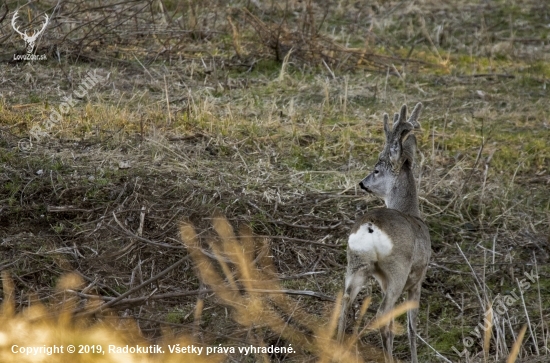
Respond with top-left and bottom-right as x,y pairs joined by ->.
359,181 -> 372,193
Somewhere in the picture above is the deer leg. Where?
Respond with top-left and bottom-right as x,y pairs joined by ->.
337,268 -> 367,342
406,278 -> 424,363
377,276 -> 407,363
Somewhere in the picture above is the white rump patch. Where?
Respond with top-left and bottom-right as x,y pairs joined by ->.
348,223 -> 393,259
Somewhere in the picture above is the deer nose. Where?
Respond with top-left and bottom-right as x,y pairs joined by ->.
359,181 -> 371,193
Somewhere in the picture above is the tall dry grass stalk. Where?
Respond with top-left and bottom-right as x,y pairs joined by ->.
227,15 -> 243,59
483,302 -> 493,362
180,217 -> 336,359
1,217 -> 542,362
179,216 -> 428,362
1,217 -> 395,363
507,325 -> 527,363
0,272 -> 220,363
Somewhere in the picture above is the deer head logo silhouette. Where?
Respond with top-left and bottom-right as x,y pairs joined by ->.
11,11 -> 49,54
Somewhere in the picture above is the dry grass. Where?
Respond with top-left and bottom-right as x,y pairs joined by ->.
0,216 -> 540,362
0,0 -> 549,362
0,271 -> 222,363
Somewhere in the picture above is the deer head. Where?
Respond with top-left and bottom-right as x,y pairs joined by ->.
359,103 -> 423,215
12,11 -> 49,54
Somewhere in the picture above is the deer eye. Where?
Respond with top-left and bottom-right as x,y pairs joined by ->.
374,169 -> 380,175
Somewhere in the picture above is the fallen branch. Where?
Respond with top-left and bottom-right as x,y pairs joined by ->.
83,255 -> 191,314
71,285 -> 334,309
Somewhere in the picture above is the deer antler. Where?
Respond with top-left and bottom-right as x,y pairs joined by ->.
11,11 -> 49,41
27,13 -> 49,42
380,103 -> 423,170
11,11 -> 27,38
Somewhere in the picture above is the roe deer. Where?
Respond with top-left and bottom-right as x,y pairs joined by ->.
337,103 -> 431,363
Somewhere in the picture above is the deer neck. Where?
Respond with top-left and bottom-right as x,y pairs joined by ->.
384,166 -> 421,218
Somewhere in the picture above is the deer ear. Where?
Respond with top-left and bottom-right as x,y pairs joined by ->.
389,141 -> 401,167
389,128 -> 412,167
401,132 -> 417,165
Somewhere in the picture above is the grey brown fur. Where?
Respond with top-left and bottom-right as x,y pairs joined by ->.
337,103 -> 431,363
